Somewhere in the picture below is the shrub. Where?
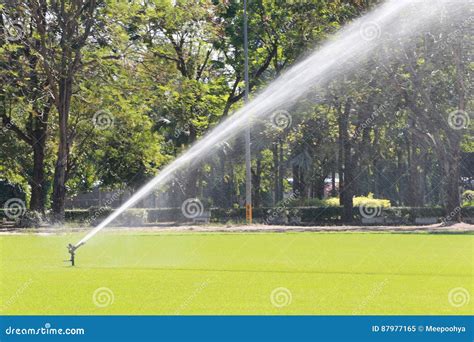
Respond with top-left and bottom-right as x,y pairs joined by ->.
299,207 -> 346,224
17,211 -> 44,228
353,193 -> 391,208
65,209 -> 91,222
116,209 -> 148,226
87,206 -> 114,225
288,193 -> 390,208
392,207 -> 444,223
324,197 -> 340,206
288,197 -> 326,207
462,190 -> 474,207
147,208 -> 183,222
461,206 -> 474,218
59,205 -> 470,226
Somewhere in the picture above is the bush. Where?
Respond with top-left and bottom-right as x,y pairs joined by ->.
353,193 -> 391,208
64,207 -> 114,225
385,207 -> 444,223
299,207 -> 346,224
461,206 -> 474,218
17,211 -> 44,228
288,193 -> 390,208
60,205 -> 471,226
210,207 -> 267,223
65,209 -> 91,222
147,208 -> 183,222
116,209 -> 148,226
288,197 -> 326,207
462,190 -> 474,207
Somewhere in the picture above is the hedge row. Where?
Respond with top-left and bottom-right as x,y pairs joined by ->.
1,206 -> 473,225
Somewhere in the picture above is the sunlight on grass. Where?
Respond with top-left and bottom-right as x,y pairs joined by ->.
0,232 -> 472,315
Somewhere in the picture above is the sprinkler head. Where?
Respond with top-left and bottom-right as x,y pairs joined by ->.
66,242 -> 84,266
67,243 -> 77,266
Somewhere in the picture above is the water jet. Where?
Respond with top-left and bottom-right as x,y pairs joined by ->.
67,0 -> 471,259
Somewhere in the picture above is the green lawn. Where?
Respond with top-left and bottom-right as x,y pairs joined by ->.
0,232 -> 472,315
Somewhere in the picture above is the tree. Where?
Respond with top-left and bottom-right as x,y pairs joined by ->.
0,5 -> 54,212
28,0 -> 99,220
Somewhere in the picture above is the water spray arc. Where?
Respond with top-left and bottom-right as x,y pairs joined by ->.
66,0 -> 470,265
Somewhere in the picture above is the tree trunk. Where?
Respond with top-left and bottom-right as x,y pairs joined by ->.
29,94 -> 50,212
331,170 -> 337,197
406,123 -> 423,207
278,139 -> 284,201
272,143 -> 278,205
30,143 -> 46,211
443,140 -> 461,223
313,176 -> 325,199
292,164 -> 305,197
52,76 -> 72,221
252,158 -> 262,208
338,99 -> 353,223
51,128 -> 68,220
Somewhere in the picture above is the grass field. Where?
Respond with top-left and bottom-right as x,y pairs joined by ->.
0,231 -> 472,315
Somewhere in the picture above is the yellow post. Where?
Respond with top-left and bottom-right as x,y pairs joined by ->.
246,204 -> 253,224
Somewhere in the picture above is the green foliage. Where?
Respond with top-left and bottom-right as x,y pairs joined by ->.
462,190 -> 474,207
60,204 -> 473,226
353,194 -> 391,208
0,0 -> 471,217
290,193 -> 391,208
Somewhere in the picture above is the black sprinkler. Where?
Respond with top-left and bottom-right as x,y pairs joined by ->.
66,243 -> 84,266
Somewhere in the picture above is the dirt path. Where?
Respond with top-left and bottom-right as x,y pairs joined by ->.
1,222 -> 473,235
